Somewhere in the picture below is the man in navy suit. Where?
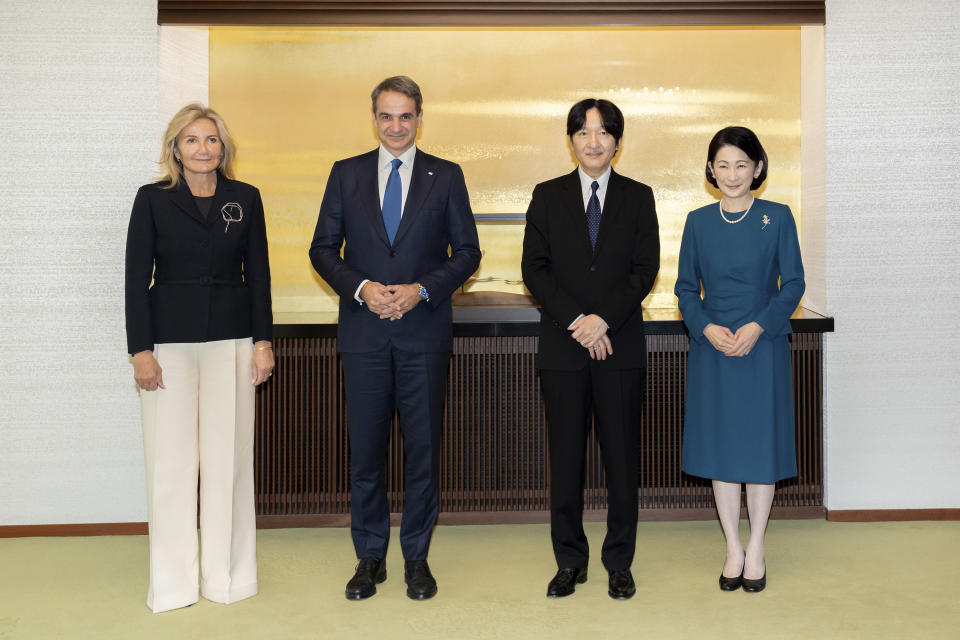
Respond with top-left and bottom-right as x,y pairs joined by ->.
310,76 -> 481,601
521,99 -> 660,600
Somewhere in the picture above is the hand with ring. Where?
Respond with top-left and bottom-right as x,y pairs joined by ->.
252,341 -> 275,385
587,334 -> 613,360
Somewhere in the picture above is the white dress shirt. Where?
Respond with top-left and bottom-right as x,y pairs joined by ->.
355,144 -> 418,303
377,144 -> 417,211
568,165 -> 612,329
577,165 -> 611,212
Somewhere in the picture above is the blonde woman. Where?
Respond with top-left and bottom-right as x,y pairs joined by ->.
125,104 -> 273,612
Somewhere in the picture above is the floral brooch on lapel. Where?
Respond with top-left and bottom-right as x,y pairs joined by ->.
761,214 -> 771,230
221,202 -> 243,233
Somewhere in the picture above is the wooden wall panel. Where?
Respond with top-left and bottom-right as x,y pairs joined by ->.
158,1 -> 826,26
254,331 -> 824,524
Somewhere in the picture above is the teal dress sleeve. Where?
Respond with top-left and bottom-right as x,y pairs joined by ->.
753,205 -> 805,337
674,211 -> 712,344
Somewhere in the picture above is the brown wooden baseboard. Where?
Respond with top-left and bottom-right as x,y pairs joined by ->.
0,522 -> 148,538
827,508 -> 960,522
1,505 -> 828,537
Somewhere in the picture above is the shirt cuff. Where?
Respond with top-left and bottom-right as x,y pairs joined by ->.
567,313 -> 585,330
354,279 -> 369,304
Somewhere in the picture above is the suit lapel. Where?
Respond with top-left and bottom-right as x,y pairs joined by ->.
592,170 -> 626,255
393,148 -> 437,246
169,179 -> 208,226
208,175 -> 239,232
169,173 -> 239,230
359,150 -> 390,247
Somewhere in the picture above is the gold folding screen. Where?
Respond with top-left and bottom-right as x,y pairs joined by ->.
199,19 -> 823,525
209,26 -> 802,314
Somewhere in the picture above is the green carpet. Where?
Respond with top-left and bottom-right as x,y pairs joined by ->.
1,520 -> 957,639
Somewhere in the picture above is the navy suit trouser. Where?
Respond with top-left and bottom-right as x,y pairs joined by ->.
341,343 -> 449,561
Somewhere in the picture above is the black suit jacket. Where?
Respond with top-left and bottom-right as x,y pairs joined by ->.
125,175 -> 273,355
521,169 -> 660,370
309,148 -> 481,353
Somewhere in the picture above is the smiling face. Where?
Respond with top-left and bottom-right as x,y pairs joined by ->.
570,107 -> 619,179
174,118 -> 222,179
373,90 -> 422,156
708,144 -> 763,203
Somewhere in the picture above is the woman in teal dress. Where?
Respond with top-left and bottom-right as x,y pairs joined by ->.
675,127 -> 804,593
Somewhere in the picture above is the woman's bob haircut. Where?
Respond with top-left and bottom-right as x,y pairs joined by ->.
705,126 -> 768,190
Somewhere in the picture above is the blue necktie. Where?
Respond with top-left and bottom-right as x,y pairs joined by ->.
586,180 -> 601,249
382,158 -> 402,244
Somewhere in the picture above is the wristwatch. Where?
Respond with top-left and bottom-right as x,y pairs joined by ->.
416,283 -> 429,302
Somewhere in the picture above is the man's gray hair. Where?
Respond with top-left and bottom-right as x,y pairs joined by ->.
371,76 -> 423,114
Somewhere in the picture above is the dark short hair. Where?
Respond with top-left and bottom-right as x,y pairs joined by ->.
566,99 -> 624,144
705,126 -> 768,189
371,75 -> 423,114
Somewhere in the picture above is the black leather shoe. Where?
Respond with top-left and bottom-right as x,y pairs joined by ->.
719,567 -> 744,591
345,558 -> 386,600
546,567 -> 587,598
607,569 -> 636,600
404,560 -> 438,600
742,570 -> 766,593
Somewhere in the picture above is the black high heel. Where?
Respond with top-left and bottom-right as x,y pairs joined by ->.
742,567 -> 766,593
718,554 -> 744,591
719,569 -> 743,591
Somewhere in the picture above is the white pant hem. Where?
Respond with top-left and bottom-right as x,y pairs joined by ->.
147,588 -> 200,614
201,579 -> 259,605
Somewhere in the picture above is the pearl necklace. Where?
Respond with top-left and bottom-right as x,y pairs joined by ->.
718,196 -> 754,224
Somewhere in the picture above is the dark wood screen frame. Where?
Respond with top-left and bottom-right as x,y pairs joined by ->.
157,1 -> 825,26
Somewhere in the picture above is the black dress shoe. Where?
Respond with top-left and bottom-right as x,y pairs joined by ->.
607,569 -> 636,600
345,557 -> 386,600
742,570 -> 766,593
719,569 -> 743,591
546,567 -> 587,598
404,560 -> 438,600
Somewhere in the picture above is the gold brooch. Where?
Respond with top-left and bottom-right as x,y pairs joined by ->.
761,214 -> 771,230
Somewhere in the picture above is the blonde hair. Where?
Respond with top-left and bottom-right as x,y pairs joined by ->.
157,103 -> 237,188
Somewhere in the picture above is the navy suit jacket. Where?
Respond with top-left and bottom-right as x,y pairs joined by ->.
125,175 -> 273,355
309,148 -> 481,353
521,169 -> 660,371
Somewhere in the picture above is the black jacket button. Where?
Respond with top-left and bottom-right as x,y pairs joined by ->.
589,265 -> 597,272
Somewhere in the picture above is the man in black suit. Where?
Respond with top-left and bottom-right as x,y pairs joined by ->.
521,99 -> 660,600
309,76 -> 481,601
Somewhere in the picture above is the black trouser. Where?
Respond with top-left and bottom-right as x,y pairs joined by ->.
541,365 -> 644,572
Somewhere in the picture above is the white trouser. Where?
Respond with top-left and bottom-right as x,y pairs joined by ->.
139,338 -> 258,613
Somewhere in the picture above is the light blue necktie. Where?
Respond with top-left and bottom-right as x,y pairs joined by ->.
586,180 -> 601,249
382,158 -> 402,244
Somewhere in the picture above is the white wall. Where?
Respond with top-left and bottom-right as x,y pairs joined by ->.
823,0 -> 960,508
0,1 -> 158,524
0,1 -> 957,525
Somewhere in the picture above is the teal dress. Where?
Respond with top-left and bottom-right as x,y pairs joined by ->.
675,199 -> 805,483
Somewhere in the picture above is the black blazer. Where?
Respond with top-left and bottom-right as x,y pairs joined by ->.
124,175 -> 273,355
521,169 -> 660,371
309,148 -> 481,353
